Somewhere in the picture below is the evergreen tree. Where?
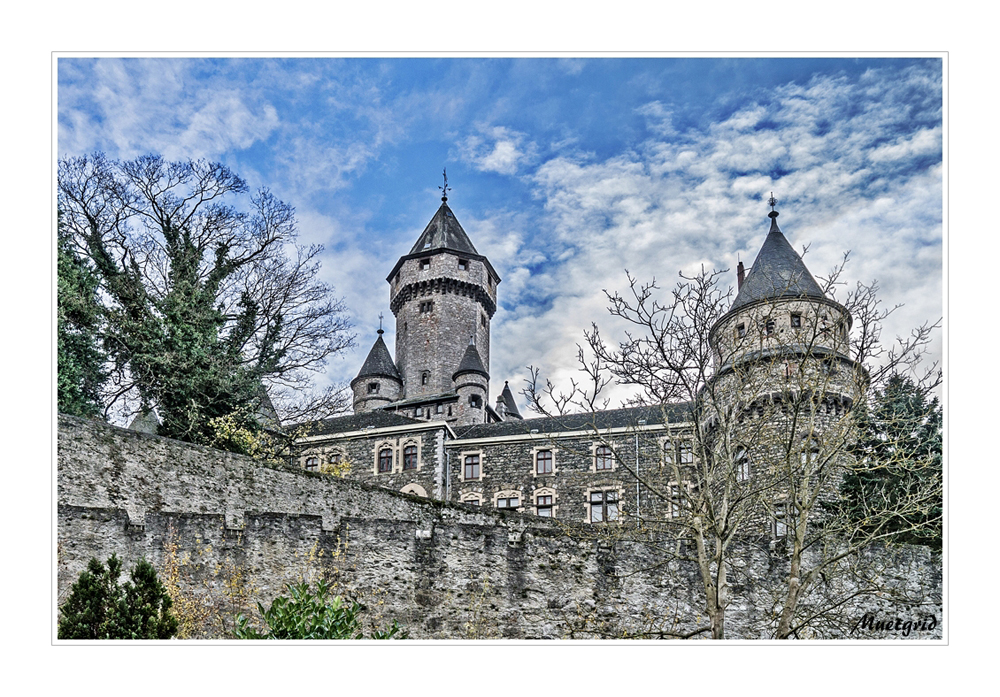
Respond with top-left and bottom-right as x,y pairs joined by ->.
58,555 -> 178,640
839,374 -> 942,550
57,217 -> 107,417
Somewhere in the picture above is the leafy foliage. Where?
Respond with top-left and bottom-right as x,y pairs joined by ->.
57,217 -> 108,417
234,580 -> 406,640
58,555 -> 178,640
57,153 -> 354,447
838,374 -> 943,550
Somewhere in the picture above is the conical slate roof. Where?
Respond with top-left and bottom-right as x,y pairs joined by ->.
408,201 -> 479,256
498,381 -> 522,419
730,211 -> 827,311
353,330 -> 402,384
453,341 -> 489,380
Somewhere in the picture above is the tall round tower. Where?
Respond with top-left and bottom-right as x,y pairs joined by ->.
386,192 -> 500,401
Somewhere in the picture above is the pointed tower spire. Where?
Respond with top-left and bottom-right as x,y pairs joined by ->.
729,196 -> 827,311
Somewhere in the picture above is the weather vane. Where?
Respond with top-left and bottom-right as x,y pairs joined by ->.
378,312 -> 384,333
439,168 -> 451,202
768,192 -> 777,211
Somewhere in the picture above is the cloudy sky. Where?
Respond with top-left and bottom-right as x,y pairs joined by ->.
58,57 -> 943,414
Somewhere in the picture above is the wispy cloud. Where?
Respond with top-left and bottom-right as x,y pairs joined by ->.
458,124 -> 539,175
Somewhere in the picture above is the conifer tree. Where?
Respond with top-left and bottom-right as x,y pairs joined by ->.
58,555 -> 178,640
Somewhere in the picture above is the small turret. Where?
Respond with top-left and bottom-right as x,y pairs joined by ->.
495,381 -> 522,420
452,337 -> 489,425
351,329 -> 403,413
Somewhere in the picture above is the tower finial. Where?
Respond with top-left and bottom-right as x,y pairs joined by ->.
378,312 -> 384,335
767,192 -> 779,221
439,168 -> 451,202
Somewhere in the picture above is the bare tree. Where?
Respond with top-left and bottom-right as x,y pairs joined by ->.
58,153 -> 355,443
523,254 -> 941,639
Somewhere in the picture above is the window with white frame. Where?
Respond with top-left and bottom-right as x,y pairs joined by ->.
461,493 -> 482,507
735,446 -> 751,482
463,454 -> 480,480
663,441 -> 674,466
496,494 -> 520,510
678,441 -> 694,464
535,494 -> 554,517
774,502 -> 789,537
590,490 -> 619,523
378,448 -> 393,473
535,449 -> 553,474
668,484 -> 682,518
403,445 -> 418,471
595,445 -> 614,471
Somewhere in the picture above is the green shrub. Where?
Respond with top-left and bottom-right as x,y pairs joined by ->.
235,580 -> 406,640
58,554 -> 178,640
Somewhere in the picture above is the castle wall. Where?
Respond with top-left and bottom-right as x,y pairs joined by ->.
57,415 -> 941,640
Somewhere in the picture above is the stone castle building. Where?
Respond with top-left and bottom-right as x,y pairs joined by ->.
296,193 -> 861,532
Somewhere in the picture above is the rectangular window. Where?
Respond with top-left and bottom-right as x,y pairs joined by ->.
536,495 -> 553,517
536,449 -> 553,474
736,323 -> 746,339
774,503 -> 788,537
763,319 -> 776,336
378,449 -> 392,473
435,403 -> 443,414
790,313 -> 802,328
590,490 -> 619,523
663,441 -> 674,466
464,455 -> 480,480
419,301 -> 434,313
497,496 -> 520,509
481,314 -> 486,327
420,258 -> 431,270
304,457 -> 318,471
403,445 -> 417,471
458,259 -> 468,270
668,484 -> 681,518
678,441 -> 693,464
367,382 -> 380,394
595,445 -> 614,471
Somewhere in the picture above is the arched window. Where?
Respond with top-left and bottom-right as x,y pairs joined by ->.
378,448 -> 393,473
595,446 -> 614,471
421,371 -> 430,385
403,445 -> 418,470
536,449 -> 553,474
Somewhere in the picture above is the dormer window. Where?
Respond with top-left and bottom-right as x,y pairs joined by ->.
420,258 -> 431,270
458,259 -> 468,270
367,382 -> 379,394
423,242 -> 431,249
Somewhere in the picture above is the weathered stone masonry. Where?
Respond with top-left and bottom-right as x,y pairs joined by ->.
58,415 -> 942,639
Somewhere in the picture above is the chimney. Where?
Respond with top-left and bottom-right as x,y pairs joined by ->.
737,261 -> 745,290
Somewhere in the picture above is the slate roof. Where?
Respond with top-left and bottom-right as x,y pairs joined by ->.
298,410 -> 421,437
352,331 -> 402,385
730,212 -> 827,312
497,381 -> 522,419
454,403 -> 694,440
378,391 -> 458,409
408,201 -> 479,256
453,342 -> 489,380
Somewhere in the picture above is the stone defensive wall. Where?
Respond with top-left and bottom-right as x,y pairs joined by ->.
57,415 -> 942,640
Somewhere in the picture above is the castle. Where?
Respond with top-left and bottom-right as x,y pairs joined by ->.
295,192 -> 862,531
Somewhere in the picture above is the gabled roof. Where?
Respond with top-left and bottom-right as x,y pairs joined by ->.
351,331 -> 401,386
730,212 -> 827,312
408,201 -> 479,256
453,341 -> 489,380
497,381 -> 522,419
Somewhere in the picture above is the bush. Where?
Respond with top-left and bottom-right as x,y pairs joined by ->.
58,554 -> 178,639
234,580 -> 406,640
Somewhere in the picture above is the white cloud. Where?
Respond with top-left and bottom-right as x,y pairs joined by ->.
458,124 -> 538,175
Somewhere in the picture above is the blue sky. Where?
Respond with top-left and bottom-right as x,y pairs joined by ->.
58,57 -> 943,415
